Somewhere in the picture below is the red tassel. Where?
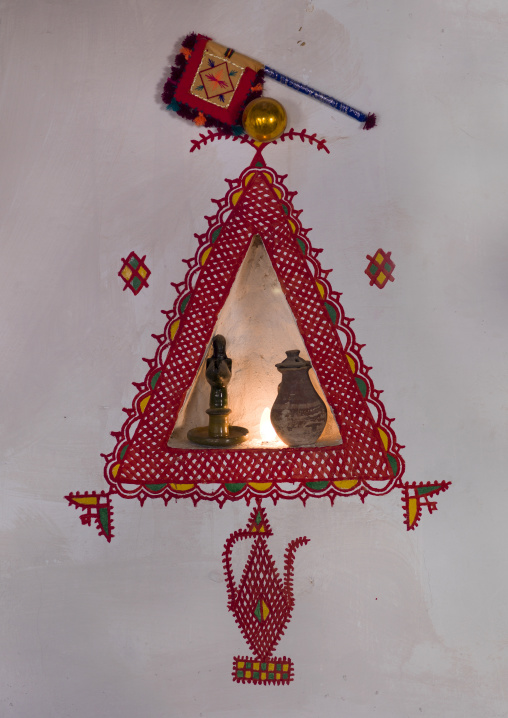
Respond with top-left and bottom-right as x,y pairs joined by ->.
363,113 -> 377,130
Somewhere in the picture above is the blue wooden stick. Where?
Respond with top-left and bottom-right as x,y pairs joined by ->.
264,66 -> 376,129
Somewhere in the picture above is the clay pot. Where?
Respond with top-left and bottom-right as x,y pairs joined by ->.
270,350 -> 327,447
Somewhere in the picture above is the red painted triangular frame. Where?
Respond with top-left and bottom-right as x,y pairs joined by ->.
102,134 -> 405,507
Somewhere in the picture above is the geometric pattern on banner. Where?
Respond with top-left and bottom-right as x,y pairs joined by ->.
223,505 -> 308,683
101,136 -> 406,507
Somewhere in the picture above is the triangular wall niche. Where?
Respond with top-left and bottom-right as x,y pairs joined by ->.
102,155 -> 405,506
170,235 -> 342,447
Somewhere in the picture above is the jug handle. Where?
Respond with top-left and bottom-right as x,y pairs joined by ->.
284,536 -> 310,607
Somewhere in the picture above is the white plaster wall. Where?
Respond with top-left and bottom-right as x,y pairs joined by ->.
1,0 -> 507,716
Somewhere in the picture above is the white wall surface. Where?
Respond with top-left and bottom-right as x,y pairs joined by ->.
1,1 -> 507,716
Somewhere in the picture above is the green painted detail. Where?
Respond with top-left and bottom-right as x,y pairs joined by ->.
305,481 -> 330,491
119,444 -> 129,460
99,507 -> 109,536
369,264 -> 377,275
180,293 -> 191,313
283,672 -> 288,680
254,601 -> 262,623
325,302 -> 337,325
268,672 -> 275,680
145,483 -> 168,492
261,662 -> 267,671
225,483 -> 246,493
386,453 -> 398,476
355,377 -> 367,397
384,262 -> 392,272
246,662 -> 252,669
417,485 -> 440,496
253,672 -> 260,680
296,238 -> 306,255
211,227 -> 222,243
281,204 -> 289,215
150,371 -> 161,390
255,511 -> 262,525
276,663 -> 282,671
236,670 -> 244,678
129,256 -> 139,269
132,276 -> 141,290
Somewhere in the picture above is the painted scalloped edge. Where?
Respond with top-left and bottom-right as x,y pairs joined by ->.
65,490 -> 115,542
401,480 -> 451,531
109,475 -> 399,510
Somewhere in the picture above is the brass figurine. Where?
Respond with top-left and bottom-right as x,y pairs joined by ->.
187,335 -> 248,447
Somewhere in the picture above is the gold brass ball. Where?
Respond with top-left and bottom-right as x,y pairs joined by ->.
242,98 -> 287,142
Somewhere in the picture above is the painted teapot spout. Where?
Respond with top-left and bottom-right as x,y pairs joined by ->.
284,537 -> 310,605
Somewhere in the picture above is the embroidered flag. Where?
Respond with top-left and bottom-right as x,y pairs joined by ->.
162,34 -> 264,135
162,33 -> 376,134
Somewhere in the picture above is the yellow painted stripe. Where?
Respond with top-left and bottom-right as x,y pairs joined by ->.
170,320 -> 180,340
231,189 -> 243,206
316,281 -> 325,298
408,497 -> 418,527
378,427 -> 389,451
346,354 -> 356,374
262,172 -> 273,184
201,247 -> 212,265
73,496 -> 98,506
244,172 -> 255,186
112,464 -> 120,478
170,483 -> 195,492
333,480 -> 359,490
262,600 -> 270,620
140,395 -> 150,413
273,186 -> 282,199
249,482 -> 272,492
288,219 -> 296,234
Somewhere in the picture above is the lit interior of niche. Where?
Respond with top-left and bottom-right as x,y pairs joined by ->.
168,235 -> 342,449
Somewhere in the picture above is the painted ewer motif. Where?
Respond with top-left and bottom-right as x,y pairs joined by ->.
223,505 -> 309,685
270,349 -> 327,447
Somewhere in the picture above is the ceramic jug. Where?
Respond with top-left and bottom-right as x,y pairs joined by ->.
270,349 -> 327,447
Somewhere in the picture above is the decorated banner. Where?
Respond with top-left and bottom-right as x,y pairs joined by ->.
162,33 -> 376,134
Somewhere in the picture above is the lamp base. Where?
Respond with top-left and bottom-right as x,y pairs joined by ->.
187,426 -> 248,447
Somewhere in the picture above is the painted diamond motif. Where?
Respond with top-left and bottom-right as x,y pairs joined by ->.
254,599 -> 270,623
365,248 -> 395,288
118,252 -> 151,295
